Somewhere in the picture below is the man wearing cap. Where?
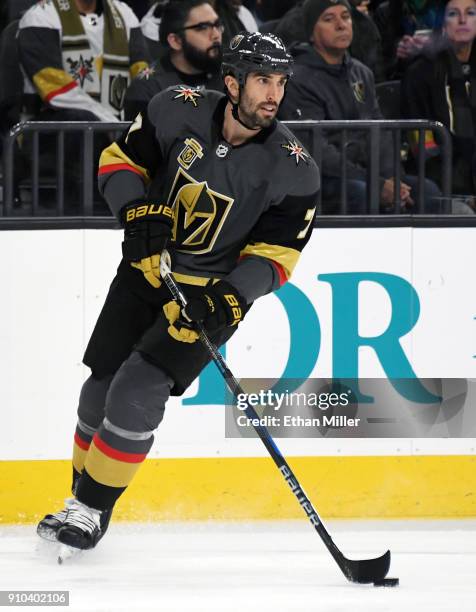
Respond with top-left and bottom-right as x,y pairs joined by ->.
279,0 -> 441,213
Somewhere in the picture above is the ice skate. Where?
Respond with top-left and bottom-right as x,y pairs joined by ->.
37,498 -> 75,542
56,499 -> 111,552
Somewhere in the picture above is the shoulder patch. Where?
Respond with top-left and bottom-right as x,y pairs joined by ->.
138,65 -> 156,80
281,139 -> 310,165
66,55 -> 95,86
171,85 -> 203,107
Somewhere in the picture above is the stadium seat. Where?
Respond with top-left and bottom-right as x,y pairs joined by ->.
375,80 -> 401,120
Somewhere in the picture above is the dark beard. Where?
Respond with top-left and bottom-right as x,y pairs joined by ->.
238,97 -> 276,129
182,38 -> 222,73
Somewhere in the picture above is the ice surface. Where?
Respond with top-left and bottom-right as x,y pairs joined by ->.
0,520 -> 475,611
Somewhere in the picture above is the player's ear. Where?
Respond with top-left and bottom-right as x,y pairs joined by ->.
167,32 -> 183,51
224,75 -> 239,103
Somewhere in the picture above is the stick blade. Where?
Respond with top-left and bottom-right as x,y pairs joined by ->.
343,549 -> 391,584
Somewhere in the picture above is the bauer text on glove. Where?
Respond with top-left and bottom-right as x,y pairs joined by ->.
121,201 -> 173,288
182,280 -> 246,334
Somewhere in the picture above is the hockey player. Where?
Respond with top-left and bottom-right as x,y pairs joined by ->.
37,32 -> 320,551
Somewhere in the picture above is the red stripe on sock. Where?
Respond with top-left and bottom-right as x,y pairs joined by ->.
239,254 -> 288,286
271,261 -> 288,286
92,433 -> 147,464
74,431 -> 91,451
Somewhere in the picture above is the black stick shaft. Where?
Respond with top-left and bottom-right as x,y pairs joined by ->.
160,256 -> 391,583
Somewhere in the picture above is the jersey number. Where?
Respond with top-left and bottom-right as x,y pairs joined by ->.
125,113 -> 143,144
297,208 -> 315,240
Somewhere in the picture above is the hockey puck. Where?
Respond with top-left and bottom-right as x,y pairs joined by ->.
373,578 -> 399,587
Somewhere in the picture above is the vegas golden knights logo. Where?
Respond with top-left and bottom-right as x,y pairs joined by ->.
168,168 -> 234,254
178,138 -> 204,170
351,80 -> 365,104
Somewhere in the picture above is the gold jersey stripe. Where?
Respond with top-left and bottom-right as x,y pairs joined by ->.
99,141 -> 150,182
240,242 -> 301,280
84,439 -> 144,488
32,67 -> 75,101
173,272 -> 219,286
130,60 -> 148,79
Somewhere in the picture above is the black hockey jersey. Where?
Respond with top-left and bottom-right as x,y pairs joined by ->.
99,88 -> 319,298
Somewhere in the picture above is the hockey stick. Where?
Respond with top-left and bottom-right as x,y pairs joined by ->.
159,252 -> 391,584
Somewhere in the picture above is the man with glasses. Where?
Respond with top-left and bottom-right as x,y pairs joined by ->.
37,32 -> 319,553
124,0 -> 224,120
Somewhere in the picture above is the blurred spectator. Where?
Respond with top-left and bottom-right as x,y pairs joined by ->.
279,0 -> 441,214
16,0 -> 149,213
230,0 -> 259,32
273,0 -> 385,81
374,0 -> 445,79
0,20 -> 24,134
210,0 -> 258,43
140,0 -> 174,59
254,0 -> 297,23
18,0 -> 149,122
125,0 -> 223,120
141,0 -> 257,53
0,4 -> 8,34
352,0 -> 370,15
402,0 -> 476,199
6,0 -> 37,22
125,0 -> 150,19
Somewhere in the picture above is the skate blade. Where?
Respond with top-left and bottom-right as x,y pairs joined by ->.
37,526 -> 58,543
35,537 -> 58,560
57,544 -> 82,564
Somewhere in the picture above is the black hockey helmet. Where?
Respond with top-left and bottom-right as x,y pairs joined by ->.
221,32 -> 293,86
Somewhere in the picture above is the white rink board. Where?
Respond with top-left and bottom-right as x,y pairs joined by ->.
0,227 -> 475,460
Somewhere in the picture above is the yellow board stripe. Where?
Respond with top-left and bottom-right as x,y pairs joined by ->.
0,455 -> 475,524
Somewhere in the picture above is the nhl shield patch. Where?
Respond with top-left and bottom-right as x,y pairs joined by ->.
215,143 -> 229,158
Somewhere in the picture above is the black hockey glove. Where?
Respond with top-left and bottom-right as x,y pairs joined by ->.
183,280 -> 245,333
163,281 -> 245,343
121,200 -> 174,288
